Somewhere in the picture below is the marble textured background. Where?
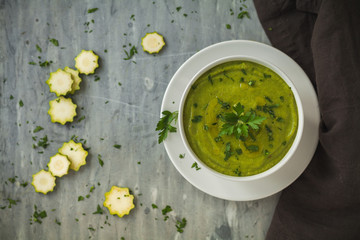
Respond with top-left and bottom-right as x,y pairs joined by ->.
0,0 -> 279,239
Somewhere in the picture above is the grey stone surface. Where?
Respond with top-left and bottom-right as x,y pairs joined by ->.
0,0 -> 279,239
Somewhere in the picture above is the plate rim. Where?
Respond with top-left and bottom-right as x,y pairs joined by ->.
161,40 -> 320,201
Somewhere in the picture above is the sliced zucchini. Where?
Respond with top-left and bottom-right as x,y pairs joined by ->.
46,69 -> 73,96
48,97 -> 77,125
103,186 -> 135,218
64,67 -> 82,94
47,153 -> 71,177
74,50 -> 99,75
31,169 -> 56,194
141,32 -> 165,54
58,140 -> 88,171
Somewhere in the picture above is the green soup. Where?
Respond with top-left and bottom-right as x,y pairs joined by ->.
183,61 -> 298,177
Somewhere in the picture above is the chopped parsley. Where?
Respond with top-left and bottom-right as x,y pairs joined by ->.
31,205 -> 47,224
123,46 -> 138,60
98,154 -> 104,167
224,142 -> 232,161
191,115 -> 202,123
87,8 -> 99,13
7,198 -> 20,208
19,100 -> 24,107
36,44 -> 42,53
176,6 -> 182,12
55,218 -> 61,226
94,75 -> 100,82
28,61 -> 37,65
151,204 -> 158,209
191,162 -> 201,170
113,144 -> 122,149
49,38 -> 59,46
33,126 -> 44,133
78,196 -> 85,201
77,116 -> 86,122
175,218 -> 187,233
218,103 -> 266,140
226,24 -> 231,29
156,110 -> 178,144
179,154 -> 185,159
92,204 -> 104,214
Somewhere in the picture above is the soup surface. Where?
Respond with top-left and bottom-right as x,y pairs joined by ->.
183,61 -> 298,176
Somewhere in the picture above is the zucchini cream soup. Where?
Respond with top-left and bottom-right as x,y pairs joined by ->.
183,61 -> 298,177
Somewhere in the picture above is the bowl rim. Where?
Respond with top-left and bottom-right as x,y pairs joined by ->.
178,55 -> 305,182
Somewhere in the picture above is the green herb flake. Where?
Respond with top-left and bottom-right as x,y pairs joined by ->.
203,125 -> 209,131
224,142 -> 232,161
36,44 -> 42,53
235,148 -> 243,155
113,144 -> 122,149
49,38 -> 59,46
268,27 -> 273,31
87,8 -> 99,13
55,218 -> 61,226
176,6 -> 182,12
191,115 -> 202,123
94,76 -> 100,82
19,100 -> 24,107
28,61 -> 37,65
179,154 -> 185,159
32,205 -> 47,224
162,205 -> 172,216
123,46 -> 138,60
8,177 -> 17,183
86,194 -> 90,198
33,126 -> 44,133
78,196 -> 85,201
238,11 -> 250,19
226,24 -> 231,29
218,102 -> 266,140
152,204 -> 158,209
176,218 -> 187,233
246,145 -> 259,152
98,154 -> 104,167
156,110 -> 178,144
191,162 -> 201,170
37,135 -> 49,149
20,181 -> 28,187
7,198 -> 20,208
93,204 -> 104,214
88,226 -> 96,231
118,82 -> 122,86
248,80 -> 255,86
9,95 -> 14,100
39,60 -> 52,67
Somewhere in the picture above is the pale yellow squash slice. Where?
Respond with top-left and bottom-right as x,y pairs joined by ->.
48,97 -> 77,125
32,170 -> 56,194
141,32 -> 165,54
103,186 -> 135,218
46,69 -> 73,96
64,67 -> 82,94
74,50 -> 99,75
47,153 -> 71,177
58,140 -> 88,171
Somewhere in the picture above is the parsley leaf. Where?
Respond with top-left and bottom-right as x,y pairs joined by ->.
92,204 -> 104,214
87,8 -> 99,13
156,110 -> 178,144
219,103 -> 266,140
49,38 -> 59,46
98,154 -> 104,167
123,46 -> 138,60
33,126 -> 44,133
176,218 -> 187,233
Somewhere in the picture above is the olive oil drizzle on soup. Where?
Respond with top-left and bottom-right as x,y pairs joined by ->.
183,61 -> 298,177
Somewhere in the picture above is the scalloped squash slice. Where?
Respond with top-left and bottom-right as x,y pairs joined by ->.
74,50 -> 99,75
141,32 -> 165,54
46,69 -> 73,96
32,170 -> 56,194
103,186 -> 135,218
58,140 -> 88,171
48,97 -> 77,125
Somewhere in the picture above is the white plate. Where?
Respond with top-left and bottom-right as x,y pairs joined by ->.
161,40 -> 320,201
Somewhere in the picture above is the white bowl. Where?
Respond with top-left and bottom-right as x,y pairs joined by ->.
178,55 -> 304,182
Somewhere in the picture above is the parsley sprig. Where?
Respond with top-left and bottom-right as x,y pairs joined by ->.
156,111 -> 178,144
219,103 -> 266,139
